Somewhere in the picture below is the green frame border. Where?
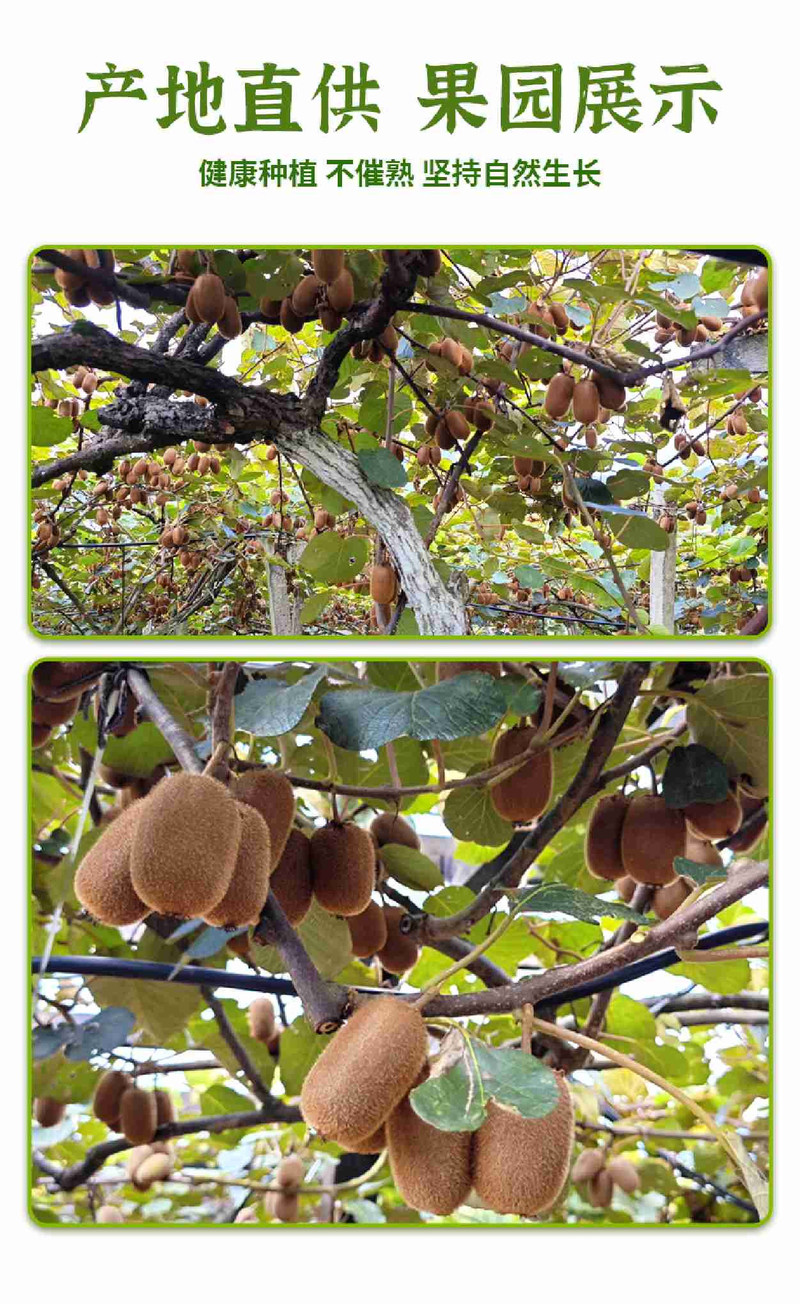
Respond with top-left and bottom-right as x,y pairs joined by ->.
28,653 -> 774,1228
27,245 -> 773,641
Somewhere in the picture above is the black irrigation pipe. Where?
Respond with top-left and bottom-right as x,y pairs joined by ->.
34,528 -> 294,553
32,922 -> 768,1005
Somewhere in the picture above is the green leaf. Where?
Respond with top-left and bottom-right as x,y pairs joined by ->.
675,856 -> 727,885
669,959 -> 752,995
606,469 -> 652,500
91,936 -> 201,1043
317,674 -> 508,751
279,1016 -> 335,1096
357,447 -> 408,488
610,512 -> 670,552
234,667 -> 326,736
101,724 -> 176,780
443,776 -> 514,847
300,590 -> 335,626
379,843 -> 443,891
410,1059 -> 486,1132
31,407 -> 74,448
662,744 -> 731,808
342,1199 -> 387,1224
687,673 -> 769,794
252,899 -> 352,980
300,532 -> 370,585
471,1042 -> 560,1118
518,882 -> 650,925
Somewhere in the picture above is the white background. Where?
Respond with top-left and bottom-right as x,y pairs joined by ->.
5,1 -> 795,1293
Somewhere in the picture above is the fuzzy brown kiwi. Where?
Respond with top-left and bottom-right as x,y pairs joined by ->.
300,998 -> 428,1147
386,1080 -> 472,1215
652,876 -> 694,921
571,1148 -> 606,1184
192,273 -> 227,324
233,768 -> 297,869
96,1206 -> 124,1224
370,811 -> 420,851
134,1151 -> 173,1188
435,661 -> 500,683
345,1123 -> 387,1153
125,1144 -> 154,1182
418,249 -> 442,277
32,694 -> 80,727
327,268 -> 354,313
489,726 -> 553,822
544,373 -> 575,419
751,268 -> 768,312
684,831 -> 724,870
587,1167 -> 614,1208
292,274 -> 323,318
310,821 -> 376,916
280,297 -> 304,333
549,302 -> 569,333
203,803 -> 272,928
74,802 -> 149,926
265,1191 -> 300,1222
153,1089 -> 175,1127
620,793 -> 686,885
472,1072 -> 574,1217
119,1087 -> 158,1145
376,906 -> 420,974
217,295 -> 242,340
269,828 -> 313,925
614,875 -> 636,903
93,1070 -> 133,1128
347,900 -> 389,958
585,794 -> 631,881
595,375 -> 626,412
54,248 -> 88,292
572,378 -> 600,425
312,250 -> 345,284
130,773 -> 241,918
34,1096 -> 66,1128
247,996 -> 277,1045
276,1155 -> 305,1189
370,563 -> 398,605
32,722 -> 53,750
726,792 -> 767,853
606,1157 -> 640,1193
683,787 -> 742,841
32,661 -> 102,703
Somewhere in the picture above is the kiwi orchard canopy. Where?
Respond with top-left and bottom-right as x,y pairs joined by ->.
30,247 -> 768,638
31,657 -> 770,1225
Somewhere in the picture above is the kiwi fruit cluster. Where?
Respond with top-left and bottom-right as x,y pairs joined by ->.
545,369 -> 626,421
571,1147 -> 640,1207
31,661 -> 103,751
53,248 -> 116,307
125,1142 -> 174,1190
92,1071 -> 176,1146
182,269 -> 243,339
264,1154 -> 306,1223
654,301 -> 723,347
489,724 -> 554,822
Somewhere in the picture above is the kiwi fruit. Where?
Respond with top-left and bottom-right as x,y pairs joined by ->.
153,1089 -> 175,1127
585,794 -> 631,881
292,274 -> 323,317
573,378 -> 600,425
34,1096 -> 66,1128
683,787 -> 742,841
376,906 -> 421,974
606,1157 -> 640,1193
233,1206 -> 258,1223
345,1123 -> 387,1153
193,273 -> 227,324
217,295 -> 242,340
726,792 -> 767,853
544,373 -> 574,419
435,661 -> 500,683
549,302 -> 569,333
276,1155 -> 305,1189
370,563 -> 398,605
247,996 -> 277,1044
472,1072 -> 574,1217
300,997 -> 428,1148
751,268 -> 768,312
347,899 -> 389,958
74,802 -> 149,926
134,1151 -> 173,1188
280,297 -> 304,333
119,1087 -> 158,1145
587,1167 -> 614,1208
310,821 -> 376,916
327,269 -> 354,313
386,1082 -> 472,1214
54,248 -> 88,292
32,723 -> 53,749
489,726 -> 554,822
96,1206 -> 124,1224
233,768 -> 297,869
32,661 -> 102,703
312,250 -> 345,284
614,875 -> 636,903
571,1148 -> 606,1183
269,828 -> 313,925
418,250 -> 442,277
652,876 -> 694,920
93,1070 -> 133,1128
131,773 -> 241,918
203,802 -> 272,928
125,1144 -> 155,1182
370,811 -> 420,851
595,375 -> 627,411
684,831 -> 724,869
32,694 -> 80,727
265,1190 -> 300,1222
620,793 -> 686,885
